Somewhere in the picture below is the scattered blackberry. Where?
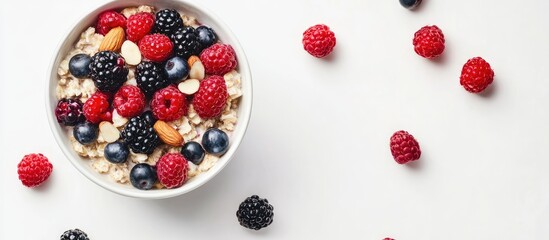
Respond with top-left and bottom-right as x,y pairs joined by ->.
90,51 -> 128,93
121,111 -> 160,154
60,229 -> 89,240
154,9 -> 184,36
236,195 -> 274,230
55,98 -> 85,126
171,27 -> 201,59
136,61 -> 170,97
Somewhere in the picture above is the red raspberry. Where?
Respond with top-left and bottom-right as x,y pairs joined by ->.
302,24 -> 336,58
460,57 -> 494,93
200,43 -> 238,75
139,34 -> 173,62
156,153 -> 188,189
96,11 -> 126,35
113,85 -> 146,118
413,25 -> 445,59
150,85 -> 187,121
383,238 -> 395,240
126,12 -> 155,42
83,92 -> 112,124
17,153 -> 53,187
192,75 -> 228,119
390,130 -> 421,164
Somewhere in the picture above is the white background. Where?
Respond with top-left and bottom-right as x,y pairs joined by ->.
2,0 -> 549,239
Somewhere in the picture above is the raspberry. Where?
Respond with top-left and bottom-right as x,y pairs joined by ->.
383,238 -> 395,240
83,92 -> 112,124
302,24 -> 336,58
192,75 -> 228,119
17,153 -> 53,187
413,25 -> 445,59
390,130 -> 421,164
96,11 -> 126,35
150,85 -> 187,121
139,34 -> 174,62
460,57 -> 494,93
126,12 -> 155,42
113,85 -> 146,118
200,43 -> 237,75
156,153 -> 188,189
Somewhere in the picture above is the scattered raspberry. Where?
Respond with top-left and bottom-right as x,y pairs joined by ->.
150,85 -> 187,121
126,12 -> 155,42
390,130 -> 421,164
383,238 -> 395,240
302,24 -> 336,58
200,43 -> 237,75
192,75 -> 228,119
113,85 -> 146,118
96,11 -> 126,35
413,25 -> 445,59
156,153 -> 188,189
139,34 -> 174,62
460,57 -> 494,93
83,92 -> 112,124
17,153 -> 53,187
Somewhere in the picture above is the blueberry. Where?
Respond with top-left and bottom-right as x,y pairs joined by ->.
399,0 -> 422,9
130,163 -> 157,190
164,56 -> 189,83
181,141 -> 205,165
201,128 -> 229,156
73,122 -> 98,145
104,141 -> 129,164
196,26 -> 217,50
69,54 -> 92,78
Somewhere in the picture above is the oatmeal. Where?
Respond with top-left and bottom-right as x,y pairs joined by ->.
54,5 -> 242,190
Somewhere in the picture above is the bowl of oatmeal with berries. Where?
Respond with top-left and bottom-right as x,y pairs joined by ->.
46,0 -> 252,199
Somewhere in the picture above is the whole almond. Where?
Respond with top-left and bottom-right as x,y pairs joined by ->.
99,121 -> 120,143
153,120 -> 184,146
99,27 -> 125,52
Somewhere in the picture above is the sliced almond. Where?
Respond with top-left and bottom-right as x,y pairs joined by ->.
178,79 -> 200,95
99,27 -> 125,52
153,120 -> 184,146
188,56 -> 200,67
99,121 -> 120,143
121,40 -> 142,65
189,58 -> 205,80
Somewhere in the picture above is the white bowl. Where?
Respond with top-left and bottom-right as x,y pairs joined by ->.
46,0 -> 252,199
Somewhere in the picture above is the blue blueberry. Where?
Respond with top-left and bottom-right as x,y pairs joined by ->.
130,163 -> 157,190
69,54 -> 92,78
201,128 -> 229,156
164,56 -> 189,83
104,141 -> 129,164
399,0 -> 422,9
181,141 -> 205,165
196,26 -> 217,50
73,122 -> 98,145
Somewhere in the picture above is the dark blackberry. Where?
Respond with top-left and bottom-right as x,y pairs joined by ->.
236,195 -> 274,230
89,51 -> 128,93
136,61 -> 170,97
55,98 -> 85,126
60,229 -> 89,240
154,9 -> 184,36
171,27 -> 201,59
121,111 -> 160,154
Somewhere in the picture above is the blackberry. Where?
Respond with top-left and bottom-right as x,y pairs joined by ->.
136,61 -> 170,97
154,9 -> 184,36
90,51 -> 128,93
121,111 -> 160,154
236,195 -> 274,230
55,98 -> 85,126
60,229 -> 89,240
171,27 -> 201,59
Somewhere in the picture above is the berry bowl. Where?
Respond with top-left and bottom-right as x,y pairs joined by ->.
46,0 -> 252,199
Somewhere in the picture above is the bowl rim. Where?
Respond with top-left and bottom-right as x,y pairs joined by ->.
45,0 -> 253,199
